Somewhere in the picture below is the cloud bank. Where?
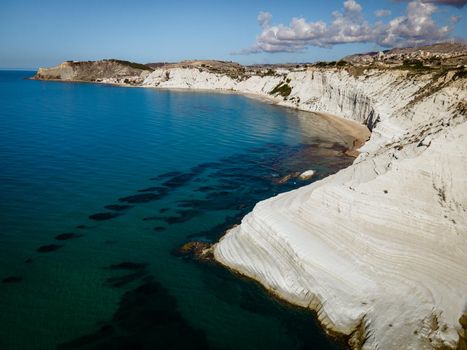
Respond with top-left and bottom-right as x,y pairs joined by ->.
239,0 -> 462,54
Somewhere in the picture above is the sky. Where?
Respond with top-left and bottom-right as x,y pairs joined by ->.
0,0 -> 466,69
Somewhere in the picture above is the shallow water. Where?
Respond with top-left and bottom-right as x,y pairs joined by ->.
0,71 -> 353,349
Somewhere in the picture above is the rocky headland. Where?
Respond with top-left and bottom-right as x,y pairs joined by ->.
34,59 -> 153,84
33,43 -> 467,349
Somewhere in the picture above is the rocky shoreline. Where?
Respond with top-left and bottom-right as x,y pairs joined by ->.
33,44 -> 467,349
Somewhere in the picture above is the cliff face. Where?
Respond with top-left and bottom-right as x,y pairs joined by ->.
34,60 -> 153,84
34,58 -> 467,349
142,66 -> 444,132
143,66 -> 467,349
223,73 -> 465,349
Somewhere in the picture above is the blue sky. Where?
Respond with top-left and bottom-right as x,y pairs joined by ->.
0,0 -> 466,68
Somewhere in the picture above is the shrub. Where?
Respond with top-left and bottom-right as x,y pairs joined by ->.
453,67 -> 466,80
402,59 -> 426,70
315,61 -> 337,67
269,82 -> 292,97
106,59 -> 154,71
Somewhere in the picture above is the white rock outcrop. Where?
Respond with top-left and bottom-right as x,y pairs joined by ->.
299,170 -> 316,180
143,66 -> 467,349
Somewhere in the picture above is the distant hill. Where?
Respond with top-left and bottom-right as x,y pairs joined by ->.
34,59 -> 153,83
343,42 -> 467,67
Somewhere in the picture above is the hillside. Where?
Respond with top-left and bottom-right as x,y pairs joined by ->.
343,42 -> 467,68
34,59 -> 153,84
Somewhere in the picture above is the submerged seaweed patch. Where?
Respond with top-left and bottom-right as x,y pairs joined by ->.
89,212 -> 120,221
137,186 -> 167,193
196,185 -> 216,192
118,193 -> 162,203
2,276 -> 22,284
105,271 -> 147,288
52,142 -> 351,348
142,215 -> 165,221
58,279 -> 208,349
104,204 -> 133,211
105,261 -> 149,288
165,209 -> 200,224
152,171 -> 183,180
36,244 -> 63,253
55,233 -> 83,241
144,210 -> 200,225
162,172 -> 197,188
103,240 -> 117,245
108,262 -> 147,271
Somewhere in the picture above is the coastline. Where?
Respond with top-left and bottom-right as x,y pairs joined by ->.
31,64 -> 467,350
31,76 -> 371,158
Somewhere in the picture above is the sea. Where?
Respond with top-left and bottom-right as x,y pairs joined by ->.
0,70 -> 353,350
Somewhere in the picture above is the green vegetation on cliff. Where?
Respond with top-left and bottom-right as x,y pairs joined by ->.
269,82 -> 292,97
105,59 -> 153,71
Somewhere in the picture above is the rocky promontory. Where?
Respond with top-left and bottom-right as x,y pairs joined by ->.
34,59 -> 153,84
33,43 -> 467,349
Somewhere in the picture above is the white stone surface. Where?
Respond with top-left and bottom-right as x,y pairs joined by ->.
299,170 -> 316,180
144,66 -> 467,349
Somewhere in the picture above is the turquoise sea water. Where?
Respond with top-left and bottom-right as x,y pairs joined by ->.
0,71 -> 352,350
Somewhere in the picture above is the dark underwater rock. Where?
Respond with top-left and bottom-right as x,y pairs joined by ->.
173,241 -> 213,261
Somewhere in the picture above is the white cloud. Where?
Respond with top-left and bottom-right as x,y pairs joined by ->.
344,0 -> 362,12
257,11 -> 272,29
377,1 -> 454,46
238,0 -> 461,54
375,9 -> 392,17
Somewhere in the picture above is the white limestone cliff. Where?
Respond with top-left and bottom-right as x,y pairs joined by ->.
35,60 -> 467,349
144,66 -> 467,349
